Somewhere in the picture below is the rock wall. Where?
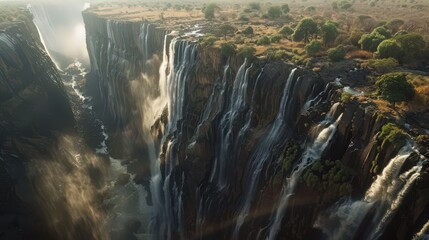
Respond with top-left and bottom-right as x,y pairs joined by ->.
0,21 -> 76,239
83,13 -> 429,240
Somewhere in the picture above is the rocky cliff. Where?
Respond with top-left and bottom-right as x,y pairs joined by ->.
83,12 -> 429,240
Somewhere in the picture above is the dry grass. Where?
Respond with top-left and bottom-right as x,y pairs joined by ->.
346,50 -> 373,60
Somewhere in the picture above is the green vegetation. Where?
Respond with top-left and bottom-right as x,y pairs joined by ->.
359,27 -> 392,52
257,35 -> 271,45
220,42 -> 236,57
199,34 -> 217,46
341,92 -> 353,103
270,34 -> 282,43
267,6 -> 282,19
279,26 -> 294,36
375,39 -> 404,61
302,160 -> 353,197
376,73 -> 415,105
242,26 -> 254,35
378,123 -> 406,145
202,3 -> 219,20
281,4 -> 290,14
321,22 -> 339,47
292,18 -> 318,43
362,58 -> 399,74
305,40 -> 322,57
238,46 -> 256,59
219,24 -> 236,40
0,5 -> 33,24
395,33 -> 426,62
281,142 -> 300,173
328,45 -> 346,62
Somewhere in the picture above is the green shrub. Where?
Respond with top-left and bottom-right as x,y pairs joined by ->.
238,46 -> 256,59
202,3 -> 219,20
321,21 -> 339,46
270,34 -> 283,43
200,34 -> 217,46
274,50 -> 288,61
328,45 -> 346,62
378,123 -> 406,145
372,26 -> 392,38
349,30 -> 364,46
376,73 -> 415,104
362,58 -> 399,73
359,32 -> 386,52
267,6 -> 282,19
395,33 -> 426,62
375,39 -> 404,61
279,26 -> 294,36
292,18 -> 318,43
220,42 -> 237,57
281,4 -> 290,14
257,35 -> 271,45
305,40 -> 322,56
341,92 -> 353,103
242,26 -> 254,35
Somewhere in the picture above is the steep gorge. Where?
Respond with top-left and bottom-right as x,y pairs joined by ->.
82,12 -> 429,240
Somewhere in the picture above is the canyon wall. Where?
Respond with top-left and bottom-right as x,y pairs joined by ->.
83,13 -> 429,240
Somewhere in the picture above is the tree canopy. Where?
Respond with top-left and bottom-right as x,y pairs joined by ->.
305,40 -> 322,56
203,3 -> 220,20
375,39 -> 404,61
267,6 -> 282,19
376,73 -> 415,104
321,22 -> 339,46
292,18 -> 318,43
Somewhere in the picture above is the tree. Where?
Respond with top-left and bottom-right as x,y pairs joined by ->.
376,73 -> 415,105
238,46 -> 256,59
395,33 -> 426,61
257,36 -> 271,45
219,24 -> 236,40
386,19 -> 405,33
200,34 -> 217,46
375,39 -> 404,60
267,6 -> 282,19
305,40 -> 322,56
328,45 -> 346,62
242,26 -> 254,35
270,34 -> 282,43
372,26 -> 392,38
292,18 -> 318,43
321,22 -> 339,46
281,4 -> 290,14
279,26 -> 294,36
359,32 -> 386,52
249,3 -> 261,11
203,3 -> 219,20
220,42 -> 237,57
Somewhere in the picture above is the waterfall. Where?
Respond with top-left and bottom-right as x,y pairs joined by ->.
209,59 -> 253,189
266,107 -> 343,240
232,68 -> 299,239
314,144 -> 420,240
28,2 -> 89,68
148,37 -> 198,240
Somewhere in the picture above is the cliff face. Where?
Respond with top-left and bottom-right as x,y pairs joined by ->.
0,21 -> 78,239
83,13 -> 429,240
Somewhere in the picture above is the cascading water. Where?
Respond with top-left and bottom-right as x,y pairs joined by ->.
28,2 -> 90,68
314,144 -> 422,240
148,37 -> 199,240
265,108 -> 343,240
232,68 -> 299,239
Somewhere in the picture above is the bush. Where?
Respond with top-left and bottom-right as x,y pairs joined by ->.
372,26 -> 392,38
362,58 -> 399,73
270,34 -> 283,43
321,21 -> 339,46
375,39 -> 404,60
257,36 -> 271,45
281,4 -> 290,14
238,46 -> 256,59
292,18 -> 318,43
202,3 -> 219,20
349,30 -> 364,46
200,34 -> 217,46
376,73 -> 415,104
267,6 -> 282,19
359,32 -> 386,52
220,42 -> 237,57
242,26 -> 254,35
395,33 -> 426,61
274,50 -> 288,61
341,92 -> 353,103
378,123 -> 406,144
328,45 -> 346,62
305,40 -> 322,56
279,26 -> 294,36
